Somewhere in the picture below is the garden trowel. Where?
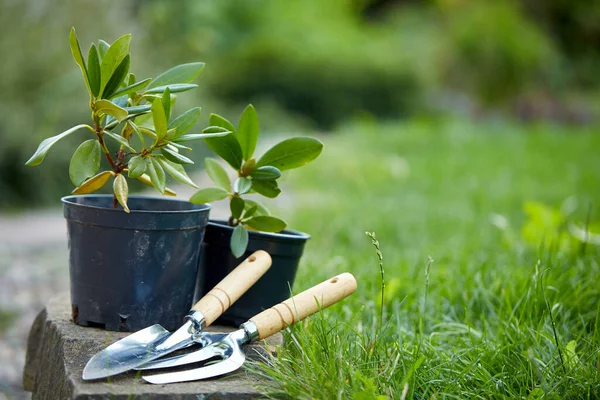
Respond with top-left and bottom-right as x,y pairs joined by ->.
82,250 -> 272,380
138,272 -> 357,384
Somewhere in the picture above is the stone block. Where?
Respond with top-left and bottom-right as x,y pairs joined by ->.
23,293 -> 281,399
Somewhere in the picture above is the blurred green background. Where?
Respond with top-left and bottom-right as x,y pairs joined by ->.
1,0 -> 599,209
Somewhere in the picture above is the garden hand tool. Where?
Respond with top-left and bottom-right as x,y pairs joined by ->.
139,272 -> 357,384
82,250 -> 272,380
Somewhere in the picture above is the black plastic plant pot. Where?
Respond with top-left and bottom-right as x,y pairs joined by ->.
196,220 -> 310,326
62,195 -> 210,332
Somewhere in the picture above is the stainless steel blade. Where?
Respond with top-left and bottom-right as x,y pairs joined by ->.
136,332 -> 228,370
82,320 -> 196,380
142,329 -> 248,384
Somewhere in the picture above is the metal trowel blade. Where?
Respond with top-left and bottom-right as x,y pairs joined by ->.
82,324 -> 175,380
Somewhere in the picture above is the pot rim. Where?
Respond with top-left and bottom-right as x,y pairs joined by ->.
61,194 -> 211,214
209,219 -> 310,241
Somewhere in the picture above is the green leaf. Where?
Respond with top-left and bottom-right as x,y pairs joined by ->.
527,388 -> 545,400
204,126 -> 232,135
25,124 -> 92,166
244,199 -> 271,216
230,197 -> 245,220
189,187 -> 229,204
87,44 -> 101,97
156,156 -> 198,188
234,177 -> 252,195
151,97 -> 168,141
205,158 -> 230,191
72,170 -> 114,194
109,77 -> 152,99
69,28 -> 91,97
69,139 -> 102,186
147,62 -> 205,89
100,33 -> 131,97
139,127 -> 157,139
245,215 -> 287,233
104,95 -> 136,130
564,340 -> 579,370
242,205 -> 258,219
127,155 -> 146,178
209,113 -> 236,134
230,224 -> 249,258
95,99 -> 128,122
137,174 -> 177,196
124,105 -> 151,115
112,94 -> 129,108
127,121 -> 146,147
102,54 -> 130,99
251,166 -> 281,180
167,141 -> 192,151
161,147 -> 193,164
161,87 -> 171,120
236,104 -> 259,160
104,131 -> 135,151
257,137 -> 323,171
204,134 -> 243,169
145,157 -> 166,194
113,173 -> 130,213
168,108 -> 201,138
144,83 -> 197,94
251,179 -> 281,198
173,132 -> 230,143
98,40 -> 109,59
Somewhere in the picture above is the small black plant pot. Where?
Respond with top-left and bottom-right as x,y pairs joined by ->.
62,195 -> 210,332
196,220 -> 310,326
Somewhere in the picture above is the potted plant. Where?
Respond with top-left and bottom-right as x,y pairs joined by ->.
25,28 -> 229,331
188,105 -> 323,325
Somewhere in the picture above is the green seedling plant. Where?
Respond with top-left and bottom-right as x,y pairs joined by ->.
25,28 -> 229,211
189,105 -> 323,257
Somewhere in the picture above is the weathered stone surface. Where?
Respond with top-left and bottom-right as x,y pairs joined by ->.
23,293 -> 282,400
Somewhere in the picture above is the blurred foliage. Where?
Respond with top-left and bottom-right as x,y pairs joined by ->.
138,0 -> 426,128
523,0 -> 600,88
0,308 -> 17,333
438,0 -> 560,104
0,0 -> 598,208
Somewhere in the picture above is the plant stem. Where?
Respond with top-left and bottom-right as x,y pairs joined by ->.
95,123 -> 119,208
96,128 -> 116,170
365,232 -> 385,338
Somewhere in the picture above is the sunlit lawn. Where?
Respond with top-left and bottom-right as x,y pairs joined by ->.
250,118 -> 600,399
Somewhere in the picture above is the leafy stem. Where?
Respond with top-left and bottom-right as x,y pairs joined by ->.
25,28 -> 231,212
190,105 -> 323,257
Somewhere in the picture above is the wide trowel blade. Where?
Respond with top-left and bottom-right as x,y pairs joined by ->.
82,324 -> 170,380
82,320 -> 194,380
142,350 -> 246,384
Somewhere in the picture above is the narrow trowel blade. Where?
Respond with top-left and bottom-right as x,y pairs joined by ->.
82,321 -> 194,380
142,351 -> 246,384
136,336 -> 228,371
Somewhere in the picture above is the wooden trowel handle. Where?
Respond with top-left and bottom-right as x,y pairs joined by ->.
250,272 -> 357,340
192,250 -> 272,326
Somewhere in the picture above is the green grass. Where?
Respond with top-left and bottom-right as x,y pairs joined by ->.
248,118 -> 600,399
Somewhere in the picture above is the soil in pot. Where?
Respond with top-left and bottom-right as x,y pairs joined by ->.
62,195 -> 210,332
196,220 -> 310,326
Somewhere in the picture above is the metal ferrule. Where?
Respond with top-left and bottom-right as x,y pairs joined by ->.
240,321 -> 259,343
184,310 -> 206,333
